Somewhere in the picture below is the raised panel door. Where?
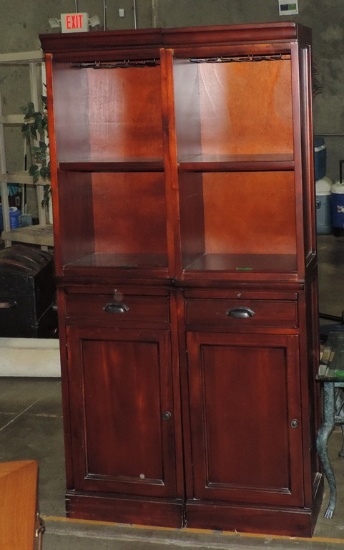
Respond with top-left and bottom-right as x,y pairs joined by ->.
185,331 -> 304,507
66,326 -> 177,499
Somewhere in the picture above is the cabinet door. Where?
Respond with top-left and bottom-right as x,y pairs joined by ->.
186,332 -> 304,507
66,326 -> 177,498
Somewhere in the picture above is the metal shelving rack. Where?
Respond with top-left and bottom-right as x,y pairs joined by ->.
0,50 -> 53,248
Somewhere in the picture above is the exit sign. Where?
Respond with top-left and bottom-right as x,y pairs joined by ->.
61,13 -> 89,33
278,0 -> 298,15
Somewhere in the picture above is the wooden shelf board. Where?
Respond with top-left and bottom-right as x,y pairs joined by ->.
0,171 -> 48,185
1,224 -> 54,246
59,159 -> 164,172
0,171 -> 35,185
0,114 -> 25,124
183,253 -> 298,272
57,154 -> 294,173
0,50 -> 43,63
179,154 -> 294,172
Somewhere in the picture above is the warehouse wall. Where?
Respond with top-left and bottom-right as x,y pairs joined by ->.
0,0 -> 343,181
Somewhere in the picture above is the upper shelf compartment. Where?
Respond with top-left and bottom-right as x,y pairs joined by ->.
173,54 -> 294,165
52,62 -> 164,165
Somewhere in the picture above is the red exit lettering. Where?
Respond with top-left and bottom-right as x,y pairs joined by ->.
66,14 -> 83,29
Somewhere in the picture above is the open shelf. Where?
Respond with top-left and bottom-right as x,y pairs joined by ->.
56,171 -> 168,271
53,63 -> 164,165
173,57 -> 293,161
179,171 -> 298,276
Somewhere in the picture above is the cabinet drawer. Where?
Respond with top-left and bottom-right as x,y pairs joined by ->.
65,293 -> 170,323
185,299 -> 298,327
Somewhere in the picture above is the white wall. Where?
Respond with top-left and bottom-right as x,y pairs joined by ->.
0,338 -> 60,377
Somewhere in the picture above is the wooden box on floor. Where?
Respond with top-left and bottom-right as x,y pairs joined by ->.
0,460 -> 44,549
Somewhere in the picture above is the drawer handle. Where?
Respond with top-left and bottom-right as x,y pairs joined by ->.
226,306 -> 255,319
103,303 -> 129,314
0,299 -> 17,309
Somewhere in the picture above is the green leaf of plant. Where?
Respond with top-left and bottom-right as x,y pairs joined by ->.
29,164 -> 39,176
30,127 -> 38,139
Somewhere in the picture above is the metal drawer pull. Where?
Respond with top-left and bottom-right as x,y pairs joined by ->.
0,299 -> 17,309
226,306 -> 255,319
103,303 -> 129,314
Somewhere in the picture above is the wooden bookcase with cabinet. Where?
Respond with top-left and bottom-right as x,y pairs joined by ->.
40,22 -> 322,537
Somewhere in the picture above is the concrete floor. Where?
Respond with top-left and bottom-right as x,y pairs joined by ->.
1,233 -> 344,549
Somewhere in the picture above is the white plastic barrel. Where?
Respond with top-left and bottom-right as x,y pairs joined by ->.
316,177 -> 332,234
331,180 -> 344,232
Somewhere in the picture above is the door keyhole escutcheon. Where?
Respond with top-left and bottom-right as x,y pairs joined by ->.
162,411 -> 172,421
290,419 -> 299,428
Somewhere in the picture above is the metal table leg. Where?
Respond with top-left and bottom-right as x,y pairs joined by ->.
316,381 -> 336,518
339,424 -> 344,457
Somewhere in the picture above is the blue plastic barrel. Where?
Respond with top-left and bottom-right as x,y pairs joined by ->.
9,207 -> 21,229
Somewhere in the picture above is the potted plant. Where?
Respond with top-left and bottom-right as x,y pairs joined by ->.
21,95 -> 51,209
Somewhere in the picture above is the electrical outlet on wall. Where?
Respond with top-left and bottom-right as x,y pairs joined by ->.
278,0 -> 298,15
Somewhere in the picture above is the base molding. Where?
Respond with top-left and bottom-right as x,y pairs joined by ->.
65,478 -> 323,538
185,500 -> 319,538
66,492 -> 184,528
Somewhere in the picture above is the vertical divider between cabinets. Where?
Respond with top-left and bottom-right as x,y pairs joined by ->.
160,48 -> 181,277
174,288 -> 194,501
169,288 -> 187,499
